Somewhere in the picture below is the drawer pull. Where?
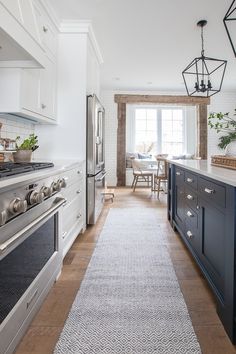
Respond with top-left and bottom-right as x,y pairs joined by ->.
76,190 -> 81,194
187,230 -> 193,239
187,211 -> 193,217
43,26 -> 48,33
187,178 -> 193,183
77,213 -> 82,219
204,188 -> 215,194
77,170 -> 81,174
187,194 -> 194,200
176,172 -> 181,176
41,103 -> 46,109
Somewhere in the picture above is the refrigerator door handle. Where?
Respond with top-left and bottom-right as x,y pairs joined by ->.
96,171 -> 107,182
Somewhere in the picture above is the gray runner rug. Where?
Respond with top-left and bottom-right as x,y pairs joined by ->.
54,208 -> 201,354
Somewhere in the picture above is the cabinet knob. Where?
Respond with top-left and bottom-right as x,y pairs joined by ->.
204,188 -> 215,194
43,26 -> 48,33
76,190 -> 81,194
41,103 -> 46,109
176,172 -> 181,176
186,194 -> 194,200
187,230 -> 193,239
186,210 -> 193,217
77,213 -> 82,219
187,178 -> 193,183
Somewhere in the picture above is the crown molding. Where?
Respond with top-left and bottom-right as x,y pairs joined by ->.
59,20 -> 103,64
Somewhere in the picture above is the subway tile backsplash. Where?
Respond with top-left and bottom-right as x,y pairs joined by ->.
0,115 -> 35,142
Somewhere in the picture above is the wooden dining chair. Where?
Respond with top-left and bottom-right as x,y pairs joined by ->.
131,159 -> 153,192
153,156 -> 168,199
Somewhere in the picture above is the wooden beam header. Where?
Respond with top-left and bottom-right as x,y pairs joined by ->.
114,94 -> 210,105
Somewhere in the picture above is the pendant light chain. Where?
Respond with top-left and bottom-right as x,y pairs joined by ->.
201,26 -> 205,57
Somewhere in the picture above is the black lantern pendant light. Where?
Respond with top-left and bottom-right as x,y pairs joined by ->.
182,20 -> 227,97
224,0 -> 236,57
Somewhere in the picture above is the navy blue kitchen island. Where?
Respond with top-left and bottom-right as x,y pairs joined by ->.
168,159 -> 236,344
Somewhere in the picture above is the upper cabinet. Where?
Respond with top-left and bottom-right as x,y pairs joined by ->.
86,25 -> 103,98
32,0 -> 57,59
0,0 -> 58,123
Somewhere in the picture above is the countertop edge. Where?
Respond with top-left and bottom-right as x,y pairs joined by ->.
168,159 -> 236,187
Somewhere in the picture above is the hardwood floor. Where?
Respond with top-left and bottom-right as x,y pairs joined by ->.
15,188 -> 236,354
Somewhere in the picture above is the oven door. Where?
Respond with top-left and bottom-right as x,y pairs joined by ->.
0,197 -> 65,354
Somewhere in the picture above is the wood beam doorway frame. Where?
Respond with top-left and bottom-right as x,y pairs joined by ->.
114,94 -> 210,186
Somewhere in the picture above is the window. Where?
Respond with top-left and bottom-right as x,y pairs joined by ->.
126,105 -> 196,156
161,109 -> 184,155
135,109 -> 157,153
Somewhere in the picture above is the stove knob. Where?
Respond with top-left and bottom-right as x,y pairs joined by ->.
28,191 -> 44,205
0,210 -> 7,226
52,180 -> 61,192
60,178 -> 67,188
41,186 -> 53,197
9,198 -> 27,214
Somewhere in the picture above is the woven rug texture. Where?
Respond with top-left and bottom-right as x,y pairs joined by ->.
54,208 -> 202,354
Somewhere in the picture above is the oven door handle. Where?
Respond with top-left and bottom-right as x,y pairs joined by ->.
0,197 -> 66,254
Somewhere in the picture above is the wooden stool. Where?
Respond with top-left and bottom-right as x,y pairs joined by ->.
101,188 -> 115,202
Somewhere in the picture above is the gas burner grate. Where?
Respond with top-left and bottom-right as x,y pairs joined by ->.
0,162 -> 54,178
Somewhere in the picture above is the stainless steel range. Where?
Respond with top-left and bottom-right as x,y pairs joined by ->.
0,162 -> 66,354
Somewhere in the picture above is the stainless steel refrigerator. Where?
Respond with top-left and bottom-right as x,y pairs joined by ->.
86,94 -> 106,225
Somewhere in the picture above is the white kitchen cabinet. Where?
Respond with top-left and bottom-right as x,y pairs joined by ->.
0,56 -> 57,123
33,0 -> 57,59
60,163 -> 86,257
87,37 -> 101,97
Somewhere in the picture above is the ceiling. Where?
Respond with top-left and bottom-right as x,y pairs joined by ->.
48,0 -> 236,92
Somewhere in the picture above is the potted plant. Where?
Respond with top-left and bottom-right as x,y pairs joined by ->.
208,110 -> 236,156
13,134 -> 39,163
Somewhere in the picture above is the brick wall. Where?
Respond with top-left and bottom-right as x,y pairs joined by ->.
101,89 -> 236,186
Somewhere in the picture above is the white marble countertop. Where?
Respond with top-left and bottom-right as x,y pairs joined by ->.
0,159 -> 84,190
168,159 -> 236,187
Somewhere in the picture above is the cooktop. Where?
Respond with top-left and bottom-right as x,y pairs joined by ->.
0,162 -> 54,178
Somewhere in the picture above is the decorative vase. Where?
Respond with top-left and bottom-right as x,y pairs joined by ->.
225,140 -> 236,157
13,150 -> 32,163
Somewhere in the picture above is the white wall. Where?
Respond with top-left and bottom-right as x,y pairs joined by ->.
101,89 -> 236,186
35,33 -> 87,162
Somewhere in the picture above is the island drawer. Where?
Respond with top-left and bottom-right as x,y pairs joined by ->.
185,187 -> 198,210
184,171 -> 197,190
198,177 -> 226,209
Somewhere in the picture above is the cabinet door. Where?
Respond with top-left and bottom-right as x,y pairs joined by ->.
21,68 -> 40,115
174,184 -> 185,230
199,199 -> 225,296
32,0 -> 57,57
39,58 -> 56,120
0,0 -> 23,22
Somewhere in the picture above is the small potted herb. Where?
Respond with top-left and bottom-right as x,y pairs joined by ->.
13,134 -> 39,163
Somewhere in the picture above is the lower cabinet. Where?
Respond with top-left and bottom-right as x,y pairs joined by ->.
60,162 -> 85,257
169,163 -> 236,343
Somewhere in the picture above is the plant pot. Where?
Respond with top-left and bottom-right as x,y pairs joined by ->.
13,150 -> 32,163
225,140 -> 236,157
